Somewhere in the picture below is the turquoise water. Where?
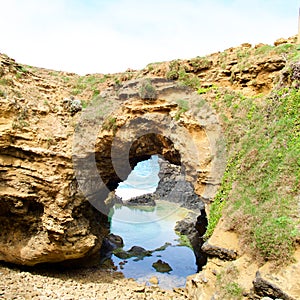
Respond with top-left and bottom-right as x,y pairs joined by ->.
110,201 -> 197,289
111,156 -> 197,289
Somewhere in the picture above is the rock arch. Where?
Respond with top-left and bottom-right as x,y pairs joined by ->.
74,78 -> 226,215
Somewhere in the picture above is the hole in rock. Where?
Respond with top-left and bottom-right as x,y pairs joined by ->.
101,155 -> 207,290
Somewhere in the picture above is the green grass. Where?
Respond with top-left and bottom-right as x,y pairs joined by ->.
166,59 -> 202,88
254,44 -> 274,55
189,56 -> 212,70
275,43 -> 295,54
71,88 -> 82,96
237,49 -> 250,60
178,70 -> 200,89
102,116 -> 117,133
197,87 -> 210,94
216,264 -> 244,300
81,100 -> 88,109
62,76 -> 71,83
92,89 -> 100,97
205,74 -> 300,263
204,156 -> 237,240
0,78 -> 13,86
70,74 -> 109,96
175,232 -> 193,249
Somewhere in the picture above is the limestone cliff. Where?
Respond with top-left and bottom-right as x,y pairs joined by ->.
0,56 -> 224,265
0,35 -> 299,299
0,55 -> 111,265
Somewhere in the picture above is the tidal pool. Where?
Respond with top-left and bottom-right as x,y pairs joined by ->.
109,200 -> 197,289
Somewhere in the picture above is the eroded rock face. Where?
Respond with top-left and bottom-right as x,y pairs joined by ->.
0,55 -> 111,266
0,65 -> 224,266
89,79 -> 226,201
0,140 -> 109,265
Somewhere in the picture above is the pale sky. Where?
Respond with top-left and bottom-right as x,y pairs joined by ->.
0,0 -> 299,75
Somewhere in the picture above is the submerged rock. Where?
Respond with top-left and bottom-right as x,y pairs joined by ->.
113,245 -> 152,260
152,259 -> 173,273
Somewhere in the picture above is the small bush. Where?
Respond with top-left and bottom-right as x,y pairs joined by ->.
103,116 -> 117,133
189,56 -> 212,71
174,99 -> 189,120
139,79 -> 157,100
0,90 -> 6,97
166,60 -> 181,80
178,70 -> 200,89
216,265 -> 244,300
166,69 -> 179,80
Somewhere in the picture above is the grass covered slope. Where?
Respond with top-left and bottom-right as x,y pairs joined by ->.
205,60 -> 300,264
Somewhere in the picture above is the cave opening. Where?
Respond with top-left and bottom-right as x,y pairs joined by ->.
100,146 -> 208,289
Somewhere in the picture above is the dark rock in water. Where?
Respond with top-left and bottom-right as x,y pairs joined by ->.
152,259 -> 173,273
100,233 -> 124,261
113,249 -> 131,259
128,246 -> 152,257
154,157 -> 205,210
124,194 -> 156,206
175,211 -> 208,271
107,233 -> 124,248
153,242 -> 172,252
113,245 -> 152,260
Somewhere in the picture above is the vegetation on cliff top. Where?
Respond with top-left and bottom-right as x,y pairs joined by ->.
204,59 -> 300,264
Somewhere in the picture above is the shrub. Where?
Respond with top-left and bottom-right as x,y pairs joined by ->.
139,79 -> 157,100
0,90 -> 6,97
103,116 -> 117,133
174,99 -> 189,120
216,265 -> 244,300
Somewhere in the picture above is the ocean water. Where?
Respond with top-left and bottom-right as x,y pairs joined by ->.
110,201 -> 197,290
110,156 -> 197,289
115,155 -> 160,200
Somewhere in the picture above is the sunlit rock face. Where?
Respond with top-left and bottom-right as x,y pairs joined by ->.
0,53 -> 224,266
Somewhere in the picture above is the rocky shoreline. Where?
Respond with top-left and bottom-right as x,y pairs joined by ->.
0,263 -> 188,300
114,157 -> 206,211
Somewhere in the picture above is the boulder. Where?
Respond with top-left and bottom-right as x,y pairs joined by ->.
152,259 -> 173,273
253,250 -> 300,300
124,194 -> 156,206
149,276 -> 159,285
